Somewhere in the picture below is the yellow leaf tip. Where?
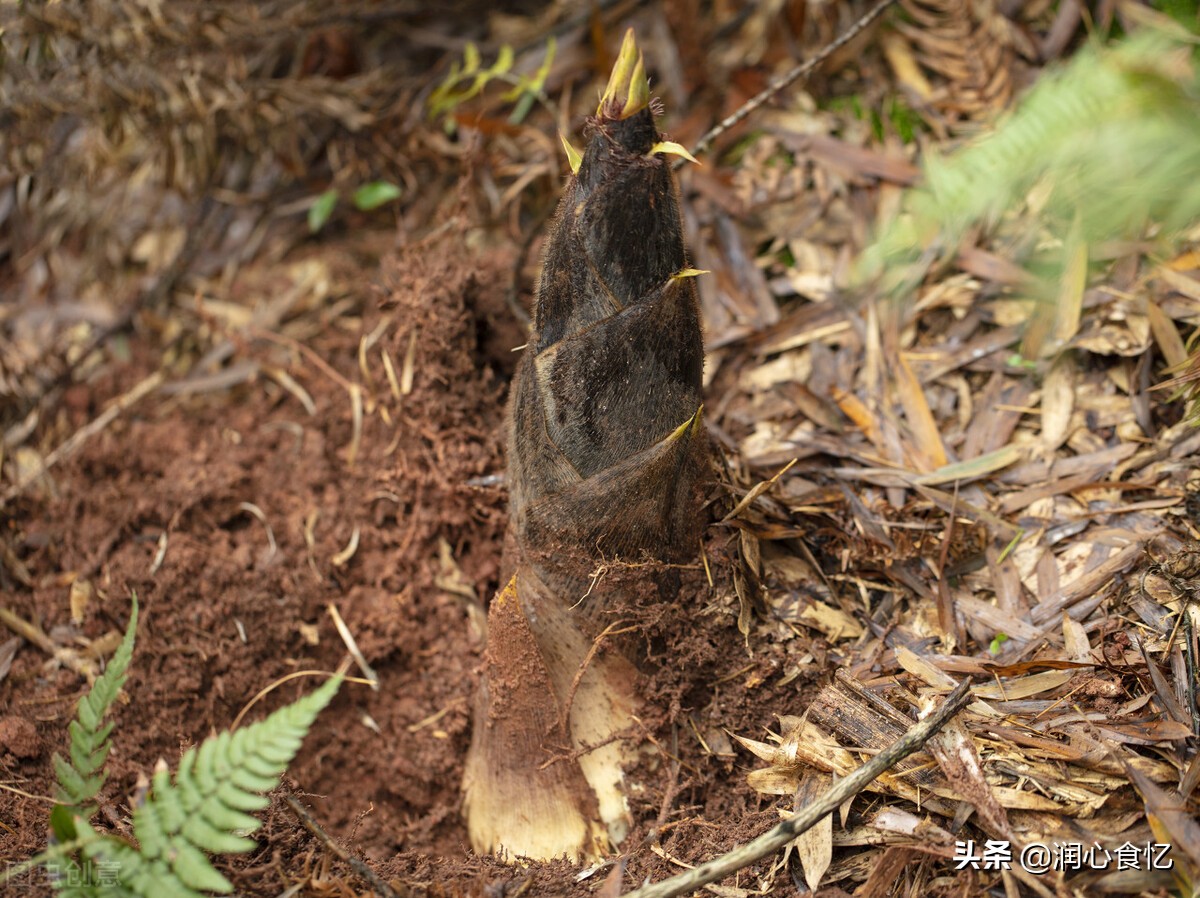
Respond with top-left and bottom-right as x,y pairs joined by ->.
650,141 -> 699,164
671,268 -> 710,280
559,132 -> 583,174
667,405 -> 704,443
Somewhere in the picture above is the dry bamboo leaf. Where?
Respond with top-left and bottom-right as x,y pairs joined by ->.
793,770 -> 833,891
895,350 -> 949,470
1000,442 -> 1138,487
1072,306 -> 1152,357
954,594 -> 1040,644
913,483 -> 1019,537
799,600 -> 863,640
928,718 -> 1012,838
723,459 -> 796,522
980,659 -> 1096,677
986,788 -> 1073,813
911,444 -> 1023,486
859,846 -> 916,898
733,732 -> 782,764
832,388 -> 882,449
1098,720 -> 1193,744
973,670 -> 1075,700
746,767 -> 803,796
0,636 -> 19,686
869,807 -> 956,851
1123,759 -> 1200,873
1052,217 -> 1088,347
894,646 -> 958,690
1031,540 -> 1145,625
743,716 -> 954,815
1146,298 -> 1188,369
880,31 -> 934,102
1041,352 -> 1076,453
1136,635 -> 1190,725
1155,265 -> 1200,301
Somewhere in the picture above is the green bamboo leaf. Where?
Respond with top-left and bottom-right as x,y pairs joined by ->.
351,180 -> 402,211
307,189 -> 338,233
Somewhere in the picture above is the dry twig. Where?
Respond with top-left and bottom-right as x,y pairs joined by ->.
685,0 -> 899,164
623,678 -> 973,898
282,791 -> 399,898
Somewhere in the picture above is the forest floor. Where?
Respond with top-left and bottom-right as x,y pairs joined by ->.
3,2 -> 1200,897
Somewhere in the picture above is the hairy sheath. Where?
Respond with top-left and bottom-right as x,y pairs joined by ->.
464,30 -> 708,862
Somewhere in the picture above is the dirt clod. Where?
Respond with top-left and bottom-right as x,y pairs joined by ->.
0,715 -> 42,759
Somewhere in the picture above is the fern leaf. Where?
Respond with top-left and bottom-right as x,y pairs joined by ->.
169,841 -> 231,894
68,719 -> 113,776
117,675 -> 342,897
178,815 -> 256,855
53,595 -> 139,815
861,24 -> 1200,308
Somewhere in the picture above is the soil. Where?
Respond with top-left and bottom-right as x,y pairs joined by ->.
0,226 -> 809,897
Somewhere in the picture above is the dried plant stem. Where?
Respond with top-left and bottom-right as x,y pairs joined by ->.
685,0 -> 899,164
623,678 -> 973,898
282,791 -> 400,898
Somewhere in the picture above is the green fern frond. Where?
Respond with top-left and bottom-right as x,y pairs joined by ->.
66,674 -> 343,897
860,22 -> 1200,303
53,595 -> 139,817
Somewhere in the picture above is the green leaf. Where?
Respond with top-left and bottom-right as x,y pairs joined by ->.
49,804 -> 79,843
39,667 -> 342,898
989,633 -> 1010,654
507,90 -> 536,125
180,815 -> 255,855
1006,353 -> 1038,370
170,841 -> 232,894
307,189 -> 338,233
351,180 -> 402,211
56,674 -> 121,812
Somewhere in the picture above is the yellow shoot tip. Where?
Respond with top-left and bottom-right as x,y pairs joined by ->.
649,141 -> 699,164
560,133 -> 583,174
671,268 -> 710,280
598,28 -> 651,119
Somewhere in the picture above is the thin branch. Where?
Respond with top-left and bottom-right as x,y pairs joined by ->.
622,677 -> 974,898
282,791 -> 399,898
683,0 -> 899,166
